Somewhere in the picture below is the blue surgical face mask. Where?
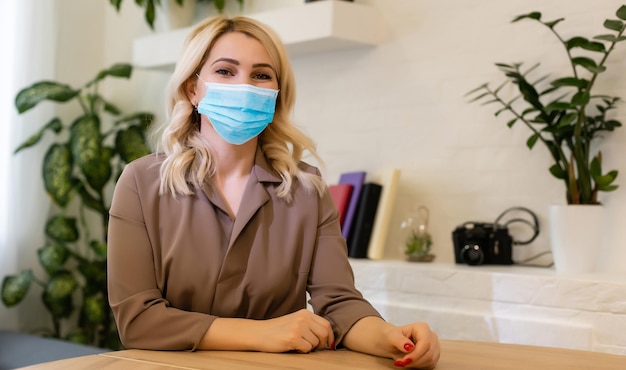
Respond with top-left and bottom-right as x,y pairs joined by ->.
196,76 -> 279,145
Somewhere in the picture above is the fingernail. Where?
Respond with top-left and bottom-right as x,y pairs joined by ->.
394,360 -> 406,367
403,358 -> 413,366
404,343 -> 414,351
330,342 -> 336,351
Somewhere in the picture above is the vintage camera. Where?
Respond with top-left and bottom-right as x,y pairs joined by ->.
452,222 -> 513,265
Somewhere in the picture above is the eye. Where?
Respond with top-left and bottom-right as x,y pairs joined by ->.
253,72 -> 272,80
215,68 -> 233,76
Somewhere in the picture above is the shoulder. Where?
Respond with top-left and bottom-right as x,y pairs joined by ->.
121,154 -> 162,179
115,153 -> 163,194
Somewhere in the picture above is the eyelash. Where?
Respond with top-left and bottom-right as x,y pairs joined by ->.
214,68 -> 273,81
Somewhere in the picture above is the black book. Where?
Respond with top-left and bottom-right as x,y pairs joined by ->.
347,182 -> 382,258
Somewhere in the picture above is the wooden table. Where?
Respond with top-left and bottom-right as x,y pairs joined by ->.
18,340 -> 626,369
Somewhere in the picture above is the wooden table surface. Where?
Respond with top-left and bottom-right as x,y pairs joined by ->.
18,339 -> 626,369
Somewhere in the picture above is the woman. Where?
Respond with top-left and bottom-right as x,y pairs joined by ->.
108,16 -> 439,369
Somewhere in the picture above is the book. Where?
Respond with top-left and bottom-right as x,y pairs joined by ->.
328,184 -> 353,227
347,182 -> 382,258
338,171 -> 366,240
367,168 -> 401,260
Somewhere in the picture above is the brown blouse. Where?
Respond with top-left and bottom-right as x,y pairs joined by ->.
107,150 -> 381,350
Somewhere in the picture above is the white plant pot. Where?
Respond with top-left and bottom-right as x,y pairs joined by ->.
548,204 -> 605,274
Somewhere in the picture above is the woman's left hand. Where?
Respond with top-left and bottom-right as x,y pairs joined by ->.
386,322 -> 440,369
343,317 -> 440,369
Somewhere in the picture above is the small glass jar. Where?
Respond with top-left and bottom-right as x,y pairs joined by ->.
400,205 -> 434,262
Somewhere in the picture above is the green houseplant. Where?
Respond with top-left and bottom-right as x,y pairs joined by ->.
109,0 -> 244,30
1,63 -> 153,349
466,5 -> 626,205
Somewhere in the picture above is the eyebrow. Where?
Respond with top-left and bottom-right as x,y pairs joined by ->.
211,57 -> 276,73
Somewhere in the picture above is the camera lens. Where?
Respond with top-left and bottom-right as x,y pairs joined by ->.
461,244 -> 484,265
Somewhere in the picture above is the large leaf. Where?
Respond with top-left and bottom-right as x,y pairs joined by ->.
78,260 -> 107,294
517,79 -> 543,111
89,240 -> 108,260
15,81 -> 79,114
114,112 -> 154,130
571,91 -> 590,106
594,34 -> 626,43
85,64 -> 133,88
512,12 -> 541,23
43,144 -> 74,208
83,293 -> 106,324
604,19 -> 625,32
45,215 -> 79,243
70,115 -> 112,191
76,183 -> 105,213
145,0 -> 156,29
42,270 -> 77,319
549,164 -> 566,180
115,126 -> 150,163
551,77 -> 589,89
38,244 -> 71,274
110,0 -> 123,11
1,270 -> 33,307
215,0 -> 226,12
571,57 -> 606,74
556,112 -> 578,128
565,37 -> 606,52
86,94 -> 121,116
591,157 -> 619,190
14,118 -> 63,154
618,5 -> 626,20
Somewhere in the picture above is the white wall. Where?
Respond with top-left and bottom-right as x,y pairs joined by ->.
3,0 -> 626,332
287,0 -> 626,272
99,0 -> 626,273
96,0 -> 626,273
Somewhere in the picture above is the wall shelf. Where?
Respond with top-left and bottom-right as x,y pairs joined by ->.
132,0 -> 386,71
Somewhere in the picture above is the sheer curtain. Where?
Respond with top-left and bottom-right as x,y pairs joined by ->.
0,1 -> 57,330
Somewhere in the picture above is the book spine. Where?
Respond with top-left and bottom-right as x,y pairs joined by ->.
338,171 -> 366,240
347,183 -> 382,258
367,169 -> 401,260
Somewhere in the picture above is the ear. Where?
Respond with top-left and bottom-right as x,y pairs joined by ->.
185,77 -> 199,105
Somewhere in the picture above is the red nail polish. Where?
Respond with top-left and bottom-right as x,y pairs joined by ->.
404,343 -> 414,351
403,358 -> 413,366
330,342 -> 336,351
394,360 -> 405,367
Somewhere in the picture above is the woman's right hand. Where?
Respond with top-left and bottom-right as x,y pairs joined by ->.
253,309 -> 335,353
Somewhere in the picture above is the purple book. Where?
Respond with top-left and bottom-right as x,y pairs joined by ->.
338,171 -> 366,240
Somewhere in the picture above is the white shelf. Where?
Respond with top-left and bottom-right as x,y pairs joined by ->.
132,0 -> 386,71
349,259 -> 626,355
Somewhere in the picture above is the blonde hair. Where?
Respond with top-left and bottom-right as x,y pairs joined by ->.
156,16 -> 325,201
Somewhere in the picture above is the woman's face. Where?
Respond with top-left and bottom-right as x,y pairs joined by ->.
195,31 -> 278,96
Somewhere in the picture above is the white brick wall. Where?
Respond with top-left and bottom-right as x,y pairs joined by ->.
289,0 -> 626,274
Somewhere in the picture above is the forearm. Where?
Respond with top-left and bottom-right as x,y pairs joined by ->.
342,316 -> 395,358
198,317 -> 262,351
198,309 -> 334,353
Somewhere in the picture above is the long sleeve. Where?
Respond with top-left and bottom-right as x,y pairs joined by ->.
307,175 -> 382,345
107,159 -> 215,350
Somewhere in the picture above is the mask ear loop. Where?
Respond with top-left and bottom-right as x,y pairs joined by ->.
191,74 -> 204,130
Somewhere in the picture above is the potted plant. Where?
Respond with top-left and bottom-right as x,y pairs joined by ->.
1,63 -> 153,348
466,5 -> 626,272
400,205 -> 435,262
